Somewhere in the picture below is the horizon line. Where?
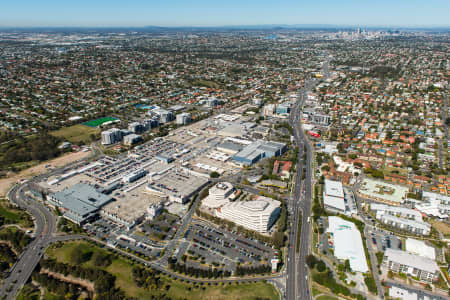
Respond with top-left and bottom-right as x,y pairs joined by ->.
0,24 -> 449,29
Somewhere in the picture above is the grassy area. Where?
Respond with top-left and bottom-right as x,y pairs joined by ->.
316,295 -> 339,300
0,199 -> 33,227
430,219 -> 450,237
51,124 -> 100,145
15,284 -> 40,300
83,117 -> 119,128
46,241 -> 279,300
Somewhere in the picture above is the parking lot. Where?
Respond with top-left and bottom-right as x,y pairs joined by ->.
369,228 -> 403,252
141,212 -> 180,242
177,221 -> 276,272
84,218 -> 162,259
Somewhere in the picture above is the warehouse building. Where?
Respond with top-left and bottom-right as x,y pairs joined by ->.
215,196 -> 281,233
233,140 -> 286,165
47,183 -> 112,225
383,249 -> 439,282
327,216 -> 368,273
323,179 -> 345,213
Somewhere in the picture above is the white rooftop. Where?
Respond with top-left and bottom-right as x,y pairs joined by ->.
405,238 -> 435,260
324,179 -> 344,198
384,249 -> 439,274
327,216 -> 369,273
389,286 -> 418,300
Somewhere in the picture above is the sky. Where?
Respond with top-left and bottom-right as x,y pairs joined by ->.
1,0 -> 449,27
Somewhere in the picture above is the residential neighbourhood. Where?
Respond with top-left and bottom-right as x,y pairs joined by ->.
0,26 -> 448,300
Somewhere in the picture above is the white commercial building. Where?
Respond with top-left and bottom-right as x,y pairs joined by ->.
378,214 -> 430,235
370,203 -> 423,221
123,133 -> 142,145
215,196 -> 281,233
327,216 -> 368,273
101,128 -> 122,145
383,249 -> 439,282
323,179 -> 345,213
388,286 -> 419,300
176,112 -> 191,125
405,238 -> 435,260
414,191 -> 450,219
202,182 -> 234,209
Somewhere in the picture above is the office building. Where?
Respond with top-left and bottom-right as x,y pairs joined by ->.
123,133 -> 142,146
215,196 -> 281,233
101,128 -> 122,145
383,249 -> 439,282
405,238 -> 435,260
176,112 -> 191,125
202,182 -> 234,208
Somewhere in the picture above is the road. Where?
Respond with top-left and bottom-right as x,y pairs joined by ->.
351,177 -> 385,299
0,183 -> 57,300
285,74 -> 319,300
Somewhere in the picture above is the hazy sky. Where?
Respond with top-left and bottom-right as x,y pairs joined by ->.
1,0 -> 449,27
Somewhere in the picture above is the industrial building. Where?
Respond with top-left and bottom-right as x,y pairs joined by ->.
215,196 -> 281,233
383,249 -> 439,282
47,183 -> 112,225
323,179 -> 345,213
327,216 -> 368,273
202,182 -> 234,208
233,140 -> 286,165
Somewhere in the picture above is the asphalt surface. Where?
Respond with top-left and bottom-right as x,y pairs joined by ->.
285,76 -> 318,300
0,184 -> 57,300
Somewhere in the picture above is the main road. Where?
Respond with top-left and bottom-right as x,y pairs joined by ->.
286,57 -> 330,300
0,183 -> 57,300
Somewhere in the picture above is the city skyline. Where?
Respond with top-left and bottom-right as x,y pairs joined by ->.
1,0 -> 450,27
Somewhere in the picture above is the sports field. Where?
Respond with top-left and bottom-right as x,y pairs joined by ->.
83,116 -> 119,127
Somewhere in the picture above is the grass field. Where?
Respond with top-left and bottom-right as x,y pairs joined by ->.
46,241 -> 278,300
50,124 -> 100,145
317,295 -> 339,300
430,219 -> 450,237
0,199 -> 33,227
83,117 -> 119,128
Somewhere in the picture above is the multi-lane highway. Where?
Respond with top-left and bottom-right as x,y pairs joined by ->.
0,183 -> 57,300
286,58 -> 330,300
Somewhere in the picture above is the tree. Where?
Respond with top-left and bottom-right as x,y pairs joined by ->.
210,171 -> 220,178
316,260 -> 326,272
306,255 -> 317,269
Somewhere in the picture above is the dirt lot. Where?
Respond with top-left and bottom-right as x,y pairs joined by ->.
430,219 -> 450,237
0,150 -> 91,197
